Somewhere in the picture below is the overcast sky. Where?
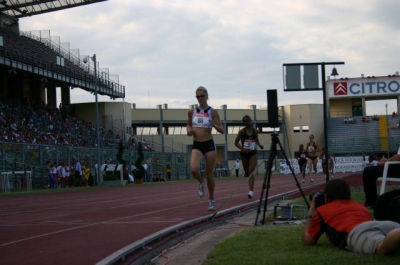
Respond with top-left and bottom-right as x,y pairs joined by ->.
19,0 -> 400,115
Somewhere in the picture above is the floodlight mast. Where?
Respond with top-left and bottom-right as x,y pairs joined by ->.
83,54 -> 101,186
93,54 -> 101,186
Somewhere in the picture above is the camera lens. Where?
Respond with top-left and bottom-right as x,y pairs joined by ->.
309,190 -> 321,201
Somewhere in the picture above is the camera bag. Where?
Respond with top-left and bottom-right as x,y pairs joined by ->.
373,189 -> 400,224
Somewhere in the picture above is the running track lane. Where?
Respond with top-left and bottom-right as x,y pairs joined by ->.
0,173 -> 351,265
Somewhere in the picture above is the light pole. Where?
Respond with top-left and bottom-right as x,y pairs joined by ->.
221,104 -> 228,170
158,104 -> 165,152
84,54 -> 101,186
321,62 -> 345,182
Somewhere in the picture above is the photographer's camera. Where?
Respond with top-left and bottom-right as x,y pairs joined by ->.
309,190 -> 325,208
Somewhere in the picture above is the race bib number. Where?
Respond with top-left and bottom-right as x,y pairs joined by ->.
243,139 -> 256,150
193,112 -> 211,128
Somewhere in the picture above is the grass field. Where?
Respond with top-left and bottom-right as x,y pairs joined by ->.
203,192 -> 399,265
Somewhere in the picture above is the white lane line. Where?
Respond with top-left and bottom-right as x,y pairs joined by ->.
0,223 -> 95,247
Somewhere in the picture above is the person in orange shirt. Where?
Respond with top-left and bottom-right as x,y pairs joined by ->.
82,162 -> 91,187
303,179 -> 400,255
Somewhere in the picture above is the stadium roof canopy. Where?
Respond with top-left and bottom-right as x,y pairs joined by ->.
0,0 -> 106,21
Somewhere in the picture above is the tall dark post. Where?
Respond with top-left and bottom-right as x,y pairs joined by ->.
321,63 -> 329,183
93,54 -> 101,186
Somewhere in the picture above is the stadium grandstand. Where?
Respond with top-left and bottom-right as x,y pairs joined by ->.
0,0 -> 134,191
1,1 -> 400,194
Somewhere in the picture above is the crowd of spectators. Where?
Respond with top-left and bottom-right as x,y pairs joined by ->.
0,101 -> 122,148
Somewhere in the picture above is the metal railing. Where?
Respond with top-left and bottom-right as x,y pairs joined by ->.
0,142 -> 191,193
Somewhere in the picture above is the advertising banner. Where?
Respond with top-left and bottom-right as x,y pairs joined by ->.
279,156 -> 366,174
328,77 -> 400,98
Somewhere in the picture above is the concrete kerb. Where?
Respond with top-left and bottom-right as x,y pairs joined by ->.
95,183 -> 323,265
96,201 -> 261,265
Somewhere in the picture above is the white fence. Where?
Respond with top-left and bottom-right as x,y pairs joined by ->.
1,171 -> 32,193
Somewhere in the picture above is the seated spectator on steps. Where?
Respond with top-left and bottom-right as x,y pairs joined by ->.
362,153 -> 400,207
302,179 -> 400,255
152,173 -> 166,182
344,117 -> 357,124
361,117 -> 370,123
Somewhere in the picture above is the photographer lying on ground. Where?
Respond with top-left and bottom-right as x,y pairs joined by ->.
302,179 -> 400,255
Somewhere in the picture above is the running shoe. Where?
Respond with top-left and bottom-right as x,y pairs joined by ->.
198,182 -> 205,197
208,200 -> 215,211
248,190 -> 254,199
302,179 -> 305,183
310,178 -> 314,182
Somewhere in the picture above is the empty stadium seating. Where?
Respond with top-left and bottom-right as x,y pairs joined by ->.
328,116 -> 400,155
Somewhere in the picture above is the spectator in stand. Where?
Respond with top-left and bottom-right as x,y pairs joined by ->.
125,165 -> 134,183
128,135 -> 136,150
57,162 -> 66,188
52,162 -> 59,189
131,162 -> 137,176
82,162 -> 91,187
74,159 -> 82,179
152,173 -> 166,182
361,117 -> 370,123
103,160 -> 112,175
64,162 -> 70,188
0,102 -> 119,148
165,164 -> 172,181
234,159 -> 241,178
142,162 -> 148,182
45,161 -> 55,189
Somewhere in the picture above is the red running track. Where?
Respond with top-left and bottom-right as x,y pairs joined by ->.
0,172 -> 357,265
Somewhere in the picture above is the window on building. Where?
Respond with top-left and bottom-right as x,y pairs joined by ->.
302,125 -> 309,132
229,126 -> 241,134
56,56 -> 65,66
181,127 -> 187,135
293,126 -> 300,133
136,127 -> 158,135
262,127 -> 280,133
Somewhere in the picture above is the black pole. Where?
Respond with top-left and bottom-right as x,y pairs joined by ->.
322,64 -> 330,183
